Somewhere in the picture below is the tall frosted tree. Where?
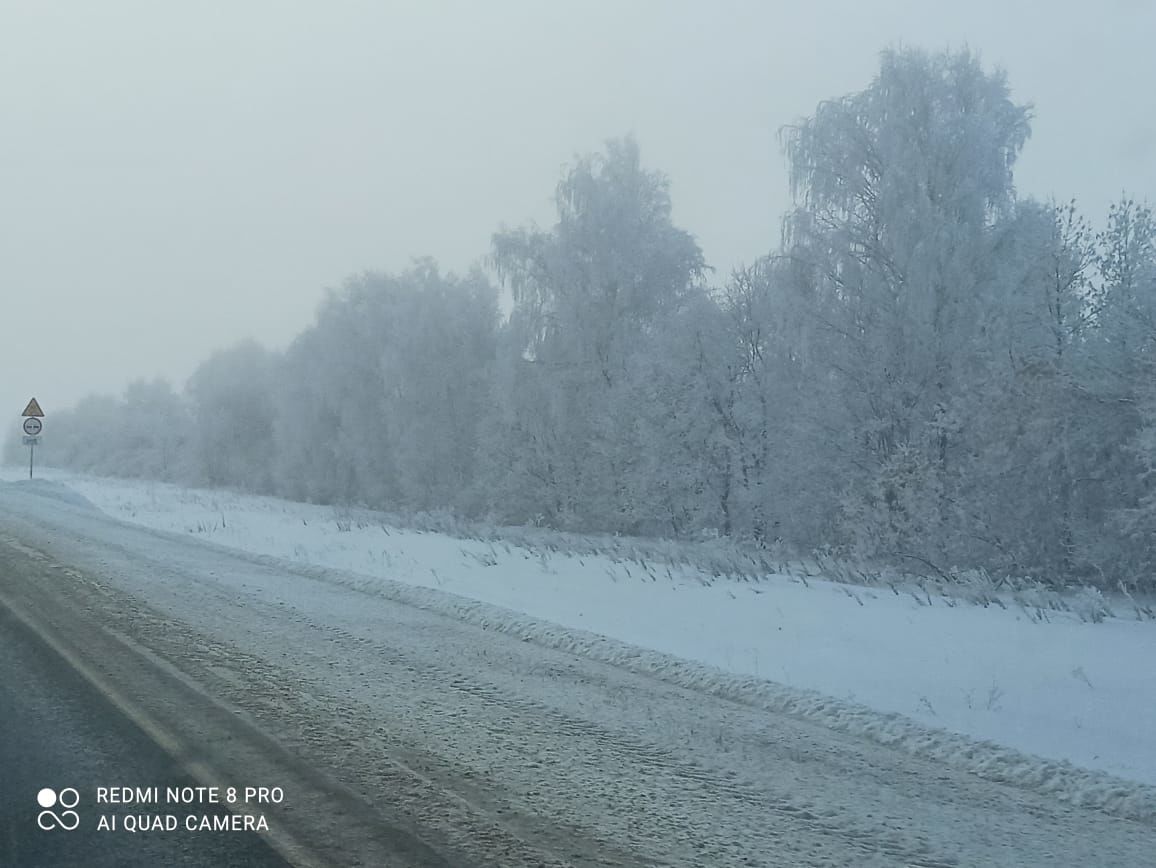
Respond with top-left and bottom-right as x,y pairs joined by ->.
272,262 -> 498,511
487,137 -> 705,531
188,340 -> 279,492
1098,198 -> 1156,588
122,378 -> 194,481
959,198 -> 1102,578
378,262 -> 499,511
781,47 -> 1032,565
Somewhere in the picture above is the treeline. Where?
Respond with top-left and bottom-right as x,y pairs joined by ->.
10,48 -> 1156,590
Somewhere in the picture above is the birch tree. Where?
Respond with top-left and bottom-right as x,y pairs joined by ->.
488,137 -> 705,531
781,47 -> 1031,564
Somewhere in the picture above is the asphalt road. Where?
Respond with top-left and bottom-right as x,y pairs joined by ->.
0,603 -> 289,868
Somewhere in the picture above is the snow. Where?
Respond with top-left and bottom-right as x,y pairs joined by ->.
4,466 -> 1155,819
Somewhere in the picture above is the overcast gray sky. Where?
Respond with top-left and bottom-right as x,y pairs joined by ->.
2,0 -> 1154,430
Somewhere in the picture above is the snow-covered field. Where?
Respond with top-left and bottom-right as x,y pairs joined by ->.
5,466 -> 1155,797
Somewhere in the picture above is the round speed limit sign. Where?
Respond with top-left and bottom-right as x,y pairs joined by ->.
23,417 -> 42,436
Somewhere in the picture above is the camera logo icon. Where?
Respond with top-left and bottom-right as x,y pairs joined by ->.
37,788 -> 80,831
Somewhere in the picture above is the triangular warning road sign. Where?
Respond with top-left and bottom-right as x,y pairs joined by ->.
21,397 -> 44,418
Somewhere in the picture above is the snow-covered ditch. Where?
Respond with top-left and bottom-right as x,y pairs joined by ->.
5,467 -> 1155,817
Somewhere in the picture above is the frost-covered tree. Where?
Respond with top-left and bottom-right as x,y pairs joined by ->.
188,340 -> 278,492
681,257 -> 842,547
1093,198 -> 1156,386
988,199 -> 1101,577
781,46 -> 1032,564
1095,198 -> 1156,588
487,137 -> 705,531
379,263 -> 498,511
122,378 -> 194,480
272,261 -> 498,511
624,288 -> 733,537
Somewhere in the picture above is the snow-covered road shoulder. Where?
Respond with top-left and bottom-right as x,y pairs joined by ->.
5,468 -> 1156,821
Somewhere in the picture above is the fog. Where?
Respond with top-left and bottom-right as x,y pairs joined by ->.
1,0 -> 1153,425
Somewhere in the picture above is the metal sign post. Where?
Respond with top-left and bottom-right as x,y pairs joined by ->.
21,398 -> 45,480
22,435 -> 41,478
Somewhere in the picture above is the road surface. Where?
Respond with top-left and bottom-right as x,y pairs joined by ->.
1,480 -> 1154,866
0,602 -> 290,867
